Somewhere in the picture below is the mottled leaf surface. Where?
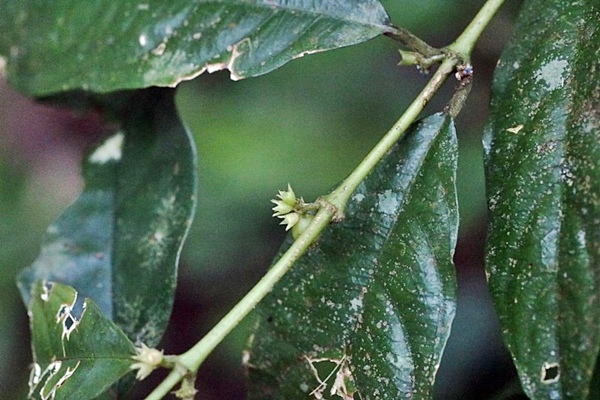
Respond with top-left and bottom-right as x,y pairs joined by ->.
246,113 -> 458,399
484,1 -> 600,398
0,0 -> 390,96
27,281 -> 135,400
18,89 -> 197,347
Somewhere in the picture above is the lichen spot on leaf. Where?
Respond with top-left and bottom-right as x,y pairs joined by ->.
534,59 -> 568,91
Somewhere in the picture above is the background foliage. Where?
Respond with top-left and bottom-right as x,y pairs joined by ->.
0,0 -> 522,398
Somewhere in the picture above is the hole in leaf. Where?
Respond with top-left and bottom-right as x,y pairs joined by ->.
541,362 -> 560,384
63,314 -> 75,331
55,291 -> 86,345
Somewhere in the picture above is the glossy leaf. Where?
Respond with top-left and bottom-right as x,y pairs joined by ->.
245,113 -> 458,399
484,1 -> 600,398
18,89 -> 197,347
0,0 -> 390,96
26,281 -> 135,400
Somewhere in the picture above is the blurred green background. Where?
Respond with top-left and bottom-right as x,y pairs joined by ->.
0,1 -> 525,398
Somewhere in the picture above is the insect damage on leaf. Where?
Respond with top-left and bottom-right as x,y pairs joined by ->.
28,360 -> 81,400
304,354 -> 355,400
55,292 -> 85,353
27,281 -> 137,400
540,361 -> 560,384
28,281 -> 88,399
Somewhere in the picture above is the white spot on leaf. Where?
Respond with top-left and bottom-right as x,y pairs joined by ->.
89,132 -> 124,164
152,42 -> 167,56
352,193 -> 365,203
349,296 -> 363,312
506,124 -> 524,134
377,190 -> 399,215
535,59 -> 568,91
0,56 -> 6,77
40,281 -> 53,302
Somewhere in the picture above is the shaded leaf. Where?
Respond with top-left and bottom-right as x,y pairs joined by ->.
483,1 -> 600,398
0,0 -> 390,96
245,113 -> 458,399
18,89 -> 198,347
27,281 -> 135,400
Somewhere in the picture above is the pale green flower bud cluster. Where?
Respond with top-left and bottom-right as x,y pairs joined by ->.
271,184 -> 316,238
130,343 -> 164,380
271,184 -> 300,231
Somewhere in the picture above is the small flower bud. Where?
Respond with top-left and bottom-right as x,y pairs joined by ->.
278,212 -> 300,231
271,184 -> 300,224
277,184 -> 296,207
130,343 -> 164,380
271,199 -> 294,216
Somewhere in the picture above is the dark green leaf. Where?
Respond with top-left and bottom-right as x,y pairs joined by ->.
27,281 -> 135,400
484,1 -> 600,398
0,0 -> 390,96
18,89 -> 198,347
245,113 -> 458,399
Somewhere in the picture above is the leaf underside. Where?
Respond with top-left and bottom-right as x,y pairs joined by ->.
18,89 -> 198,348
0,0 -> 390,96
27,281 -> 135,400
484,1 -> 600,398
245,113 -> 459,400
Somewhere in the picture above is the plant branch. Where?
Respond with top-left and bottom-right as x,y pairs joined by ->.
144,58 -> 455,400
385,25 -> 441,58
144,206 -> 335,400
143,1 -> 506,397
326,56 -> 456,211
446,0 -> 506,60
445,77 -> 473,118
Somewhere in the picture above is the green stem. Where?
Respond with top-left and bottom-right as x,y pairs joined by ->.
326,56 -> 456,210
144,206 -> 334,400
447,0 -> 506,60
145,60 -> 454,400
143,1 -> 505,398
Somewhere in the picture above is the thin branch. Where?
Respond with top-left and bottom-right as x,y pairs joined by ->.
384,25 -> 441,58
